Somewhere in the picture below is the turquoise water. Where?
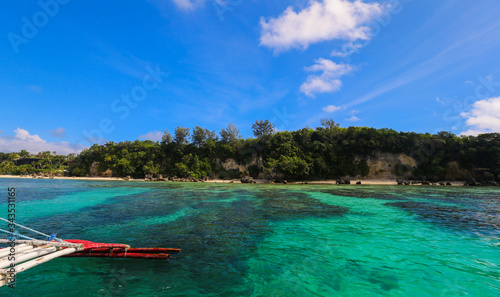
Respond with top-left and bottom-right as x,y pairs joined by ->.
0,178 -> 499,296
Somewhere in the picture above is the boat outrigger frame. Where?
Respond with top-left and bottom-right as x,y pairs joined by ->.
0,217 -> 180,288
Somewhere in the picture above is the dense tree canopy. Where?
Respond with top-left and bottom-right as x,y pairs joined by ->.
0,151 -> 70,175
1,122 -> 499,182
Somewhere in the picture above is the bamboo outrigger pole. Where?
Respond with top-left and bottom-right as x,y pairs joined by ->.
0,241 -> 83,287
0,217 -> 180,288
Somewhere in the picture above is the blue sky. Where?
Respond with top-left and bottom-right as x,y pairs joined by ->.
1,0 -> 500,154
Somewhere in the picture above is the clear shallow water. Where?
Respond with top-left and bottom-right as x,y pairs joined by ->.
0,178 -> 499,297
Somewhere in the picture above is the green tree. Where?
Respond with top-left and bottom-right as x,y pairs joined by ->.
143,160 -> 159,175
18,164 -> 35,174
271,155 -> 310,179
161,129 -> 173,144
7,153 -> 20,161
19,150 -> 31,158
320,118 -> 340,129
174,127 -> 190,145
192,126 -> 217,147
220,123 -> 242,143
0,161 -> 15,174
252,120 -> 275,138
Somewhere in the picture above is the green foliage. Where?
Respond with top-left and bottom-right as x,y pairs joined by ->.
67,129 -> 500,180
252,120 -> 275,138
161,129 -> 173,145
2,125 -> 500,182
248,165 -> 261,178
19,150 -> 31,158
320,118 -> 340,129
71,167 -> 87,177
174,127 -> 190,145
0,161 -> 15,174
358,160 -> 370,177
270,155 -> 310,179
192,126 -> 217,147
220,123 -> 242,143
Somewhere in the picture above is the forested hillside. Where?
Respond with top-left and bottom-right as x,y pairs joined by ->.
2,121 -> 499,183
69,121 -> 500,182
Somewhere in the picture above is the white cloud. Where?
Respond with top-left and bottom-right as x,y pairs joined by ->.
260,0 -> 386,52
346,115 -> 360,121
460,97 -> 500,135
331,42 -> 363,57
436,97 -> 448,106
165,0 -> 226,11
345,109 -> 361,121
0,128 -> 85,155
138,131 -> 163,141
300,58 -> 354,97
50,127 -> 66,138
322,105 -> 343,113
14,128 -> 44,143
171,0 -> 201,10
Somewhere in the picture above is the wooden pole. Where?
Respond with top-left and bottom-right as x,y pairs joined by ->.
0,244 -> 32,258
0,239 -> 82,249
0,246 -> 37,263
13,247 -> 78,274
0,246 -> 57,269
0,247 -> 78,287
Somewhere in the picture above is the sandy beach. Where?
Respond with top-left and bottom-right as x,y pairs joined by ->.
0,175 -> 465,186
0,175 -> 128,182
205,178 -> 398,185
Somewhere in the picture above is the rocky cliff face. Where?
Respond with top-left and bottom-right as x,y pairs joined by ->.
87,152 -> 461,181
90,161 -> 113,177
217,152 -> 418,180
216,155 -> 265,179
363,152 -> 417,179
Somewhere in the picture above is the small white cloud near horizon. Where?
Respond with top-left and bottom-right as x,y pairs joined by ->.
460,97 -> 500,136
50,127 -> 66,138
346,115 -> 360,122
300,58 -> 354,97
139,131 -> 163,142
345,109 -> 361,122
436,97 -> 449,106
0,128 -> 85,155
260,0 -> 386,53
322,105 -> 343,113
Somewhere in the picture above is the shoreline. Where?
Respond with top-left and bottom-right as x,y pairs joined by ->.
0,175 -> 466,186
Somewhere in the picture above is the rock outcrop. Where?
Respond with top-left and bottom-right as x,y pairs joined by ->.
363,153 -> 417,179
241,176 -> 255,183
90,161 -> 113,177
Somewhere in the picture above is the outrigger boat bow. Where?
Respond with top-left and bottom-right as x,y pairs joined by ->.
0,217 -> 180,288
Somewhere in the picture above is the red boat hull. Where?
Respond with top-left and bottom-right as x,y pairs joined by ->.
60,239 -> 180,260
63,251 -> 170,259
